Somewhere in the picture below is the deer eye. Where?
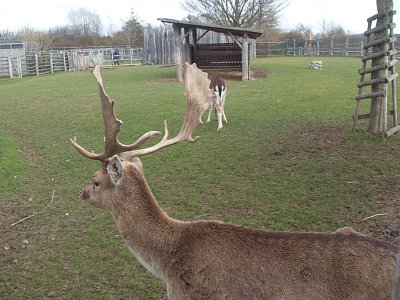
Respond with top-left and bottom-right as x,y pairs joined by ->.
93,181 -> 100,188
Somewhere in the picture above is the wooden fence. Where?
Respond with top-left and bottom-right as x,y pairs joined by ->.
3,35 -> 398,78
143,25 -> 257,65
256,35 -> 400,57
143,26 -> 400,65
0,47 -> 143,78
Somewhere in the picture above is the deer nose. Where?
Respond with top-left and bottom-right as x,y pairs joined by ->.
80,189 -> 88,200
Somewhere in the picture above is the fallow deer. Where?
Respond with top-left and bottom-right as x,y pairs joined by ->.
71,64 -> 397,300
207,77 -> 227,131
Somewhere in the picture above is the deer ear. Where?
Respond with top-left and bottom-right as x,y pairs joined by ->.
107,155 -> 123,186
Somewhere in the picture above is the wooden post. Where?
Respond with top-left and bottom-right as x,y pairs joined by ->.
161,27 -> 165,65
161,26 -> 166,65
50,52 -> 54,73
166,28 -> 171,65
389,12 -> 398,127
151,31 -> 157,64
293,39 -> 296,56
17,55 -> 22,78
173,25 -> 183,82
360,40 -> 364,57
35,53 -> 39,76
63,52 -> 67,71
268,41 -> 271,56
184,28 -> 192,64
369,0 -> 393,133
242,33 -> 249,81
143,27 -> 148,63
192,29 -> 198,65
382,41 -> 389,135
68,52 -> 72,71
7,56 -> 13,78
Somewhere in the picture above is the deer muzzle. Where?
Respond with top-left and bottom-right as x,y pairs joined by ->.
80,187 -> 90,201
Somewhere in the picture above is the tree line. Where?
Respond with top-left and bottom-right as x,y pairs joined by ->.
0,0 -> 359,52
0,8 -> 145,51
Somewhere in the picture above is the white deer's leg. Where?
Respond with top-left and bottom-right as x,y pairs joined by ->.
217,112 -> 223,131
222,108 -> 228,123
216,105 -> 223,131
207,104 -> 212,123
221,88 -> 227,123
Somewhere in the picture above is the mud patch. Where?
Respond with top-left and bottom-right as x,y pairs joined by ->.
278,122 -> 400,158
277,121 -> 400,245
157,68 -> 268,83
206,69 -> 267,81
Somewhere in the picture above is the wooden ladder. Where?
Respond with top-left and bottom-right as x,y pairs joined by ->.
352,9 -> 398,139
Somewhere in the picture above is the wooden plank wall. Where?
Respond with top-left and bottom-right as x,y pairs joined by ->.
144,25 -> 257,65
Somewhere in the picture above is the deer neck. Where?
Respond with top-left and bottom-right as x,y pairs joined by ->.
110,166 -> 181,279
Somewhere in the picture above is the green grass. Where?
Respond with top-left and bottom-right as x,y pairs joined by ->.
0,132 -> 23,193
1,57 -> 400,299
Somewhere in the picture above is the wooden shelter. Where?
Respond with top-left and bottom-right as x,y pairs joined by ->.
157,18 -> 263,81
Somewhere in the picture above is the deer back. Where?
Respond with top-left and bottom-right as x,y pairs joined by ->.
165,221 -> 396,299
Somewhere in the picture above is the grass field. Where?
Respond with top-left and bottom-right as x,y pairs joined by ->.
1,56 -> 400,299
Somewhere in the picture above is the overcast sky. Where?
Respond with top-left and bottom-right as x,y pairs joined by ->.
0,0 -> 399,35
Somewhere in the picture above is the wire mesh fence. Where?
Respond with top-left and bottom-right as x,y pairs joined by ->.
256,35 -> 400,57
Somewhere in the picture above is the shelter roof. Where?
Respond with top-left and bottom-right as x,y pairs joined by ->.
157,18 -> 263,40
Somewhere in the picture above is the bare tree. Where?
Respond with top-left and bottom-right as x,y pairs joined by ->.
17,27 -> 53,52
319,19 -> 329,36
318,19 -> 346,37
182,0 -> 287,29
295,23 -> 312,37
67,7 -> 102,38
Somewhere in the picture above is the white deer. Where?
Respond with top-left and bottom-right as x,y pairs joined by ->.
207,77 -> 228,131
71,63 -> 397,300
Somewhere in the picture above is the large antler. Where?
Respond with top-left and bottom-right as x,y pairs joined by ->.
121,62 -> 212,160
70,65 -> 161,162
71,63 -> 212,163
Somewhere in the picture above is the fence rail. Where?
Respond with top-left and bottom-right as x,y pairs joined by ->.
0,47 -> 143,78
144,27 -> 400,65
2,36 -> 399,79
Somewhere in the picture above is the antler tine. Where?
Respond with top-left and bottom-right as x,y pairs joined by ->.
70,65 -> 161,162
121,63 -> 212,160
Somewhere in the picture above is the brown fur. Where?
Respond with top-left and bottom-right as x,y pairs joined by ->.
80,157 -> 397,300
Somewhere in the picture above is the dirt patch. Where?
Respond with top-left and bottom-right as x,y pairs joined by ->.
277,121 -> 400,245
157,69 -> 267,83
277,121 -> 400,158
206,69 -> 267,81
366,186 -> 400,245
